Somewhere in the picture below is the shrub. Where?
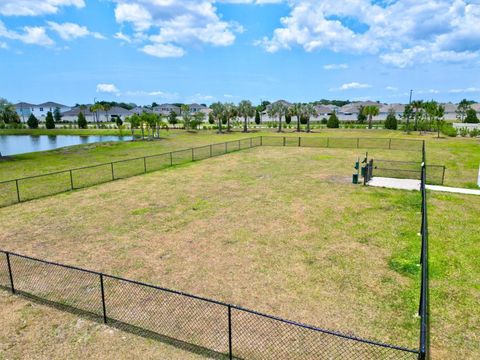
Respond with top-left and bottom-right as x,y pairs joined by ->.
27,113 -> 39,129
470,128 -> 479,137
441,124 -> 457,137
77,112 -> 87,129
327,112 -> 339,128
321,118 -> 328,124
465,108 -> 479,123
384,110 -> 398,130
45,111 -> 55,129
459,127 -> 469,137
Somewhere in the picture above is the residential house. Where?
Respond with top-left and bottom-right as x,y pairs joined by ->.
153,104 -> 180,115
15,101 -> 71,122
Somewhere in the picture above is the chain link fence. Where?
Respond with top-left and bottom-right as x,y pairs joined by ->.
371,159 -> 446,185
0,250 -> 419,359
0,136 -> 424,208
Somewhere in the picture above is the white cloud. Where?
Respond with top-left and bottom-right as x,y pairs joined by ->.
47,22 -> 105,41
114,0 -> 243,58
336,82 -> 371,91
449,87 -> 480,93
258,0 -> 480,67
141,43 -> 185,57
0,21 -> 54,46
418,89 -> 440,95
0,0 -> 85,16
386,86 -> 398,91
323,63 -> 348,70
190,93 -> 215,102
0,41 -> 8,49
96,83 -> 120,94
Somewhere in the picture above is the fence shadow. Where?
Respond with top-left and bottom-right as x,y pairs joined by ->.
1,287 -> 232,360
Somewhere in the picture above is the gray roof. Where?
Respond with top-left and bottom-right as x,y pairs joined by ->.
314,105 -> 333,114
38,101 -> 68,108
14,102 -> 35,108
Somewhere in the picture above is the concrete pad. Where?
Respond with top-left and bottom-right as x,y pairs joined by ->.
367,177 -> 480,196
367,177 -> 421,191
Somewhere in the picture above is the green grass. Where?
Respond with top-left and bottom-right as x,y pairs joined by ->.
0,128 -> 479,358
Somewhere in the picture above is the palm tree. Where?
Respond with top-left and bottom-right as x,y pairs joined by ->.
301,103 -> 317,133
210,102 -> 224,133
290,103 -> 303,132
103,103 -> 112,122
363,105 -> 380,129
90,103 -> 104,124
411,100 -> 424,131
128,113 -> 141,139
238,100 -> 255,133
272,102 -> 288,132
0,98 -> 18,123
223,103 -> 237,132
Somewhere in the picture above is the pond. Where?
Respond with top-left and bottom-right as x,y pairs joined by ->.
0,135 -> 133,156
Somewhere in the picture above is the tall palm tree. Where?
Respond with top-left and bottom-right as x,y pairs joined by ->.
223,103 -> 237,132
272,102 -> 288,132
411,100 -> 424,131
90,103 -> 104,124
291,103 -> 303,132
103,103 -> 112,122
363,105 -> 380,129
301,103 -> 317,133
210,102 -> 224,133
238,100 -> 255,133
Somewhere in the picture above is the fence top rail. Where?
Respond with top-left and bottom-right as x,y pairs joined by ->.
261,135 -> 424,143
0,248 -> 418,354
0,136 -> 259,184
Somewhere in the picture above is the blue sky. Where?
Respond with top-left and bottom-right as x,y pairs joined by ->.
1,0 -> 480,106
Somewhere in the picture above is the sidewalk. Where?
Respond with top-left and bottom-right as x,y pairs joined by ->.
367,177 -> 480,196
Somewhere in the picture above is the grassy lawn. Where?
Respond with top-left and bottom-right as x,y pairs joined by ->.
0,130 -> 478,359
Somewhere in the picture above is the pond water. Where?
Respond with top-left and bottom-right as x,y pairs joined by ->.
0,135 -> 133,156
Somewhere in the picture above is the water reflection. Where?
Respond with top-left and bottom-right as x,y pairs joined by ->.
0,135 -> 133,156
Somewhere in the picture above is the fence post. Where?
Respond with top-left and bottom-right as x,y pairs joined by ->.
69,170 -> 74,190
228,305 -> 233,360
15,179 -> 21,203
170,152 -> 173,166
357,138 -> 359,148
283,136 -> 286,146
389,138 -> 392,149
210,144 -> 213,157
192,148 -> 195,161
225,142 -> 228,153
110,163 -> 115,180
298,137 -> 301,147
260,136 -> 263,146
250,138 -> 252,148
143,157 -> 147,173
326,137 -> 330,148
441,166 -> 446,185
100,274 -> 107,324
6,252 -> 15,294
238,139 -> 241,150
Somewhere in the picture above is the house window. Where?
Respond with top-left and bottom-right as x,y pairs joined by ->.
40,108 -> 43,111
31,108 -> 34,111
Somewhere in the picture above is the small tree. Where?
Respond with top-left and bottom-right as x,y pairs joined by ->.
327,112 -> 339,128
115,117 -> 123,127
54,107 -> 62,123
210,102 -> 224,133
456,99 -> 473,122
168,111 -> 178,127
255,109 -> 261,124
402,104 -> 413,133
465,108 -> 479,123
357,105 -> 367,124
27,113 -> 39,129
208,112 -> 215,124
384,109 -> 398,130
128,113 -> 141,138
45,111 -> 55,129
285,113 -> 292,125
181,104 -> 191,130
0,98 -> 18,123
363,105 -> 379,129
77,111 -> 87,129
191,111 -> 205,130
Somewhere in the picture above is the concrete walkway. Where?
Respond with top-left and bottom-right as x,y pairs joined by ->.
368,177 -> 480,196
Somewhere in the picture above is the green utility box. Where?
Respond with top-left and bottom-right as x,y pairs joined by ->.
352,173 -> 359,184
361,166 -> 366,177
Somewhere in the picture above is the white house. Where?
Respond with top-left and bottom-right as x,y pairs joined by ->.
15,101 -> 71,122
153,104 -> 180,115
